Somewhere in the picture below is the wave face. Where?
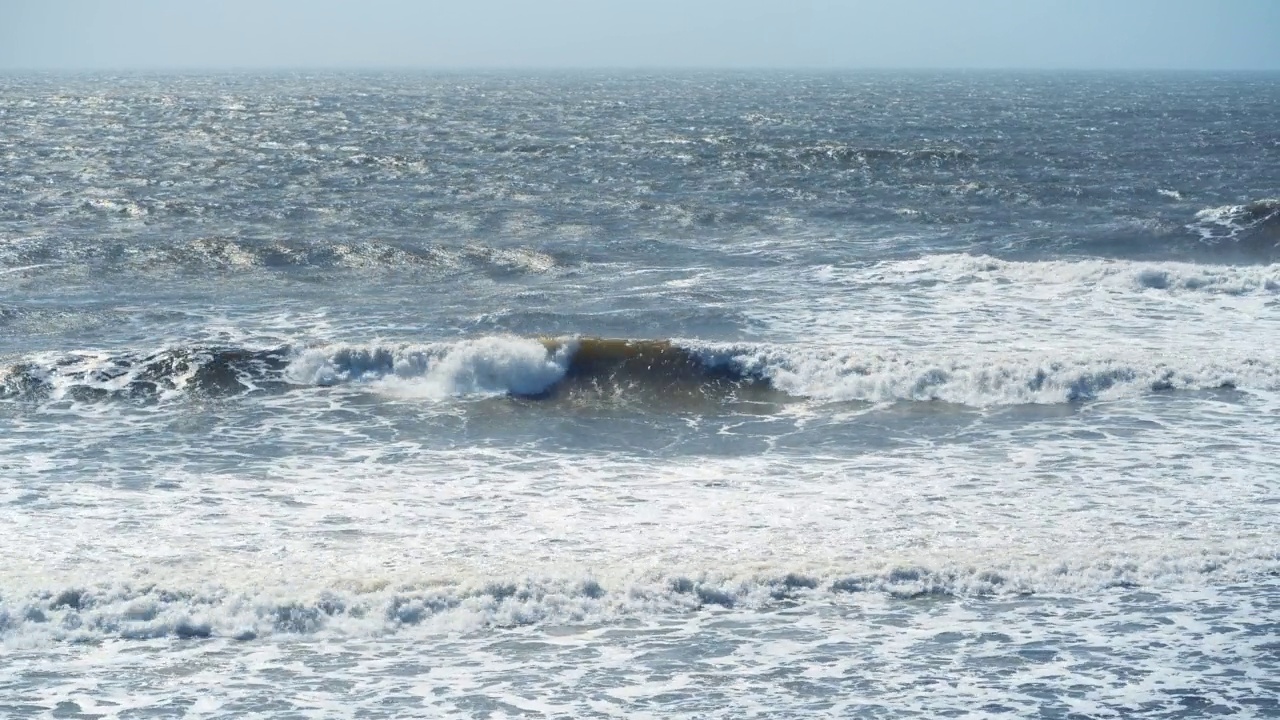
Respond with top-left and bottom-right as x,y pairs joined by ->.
1184,198 -> 1280,259
5,337 -> 1275,406
1,338 -> 764,404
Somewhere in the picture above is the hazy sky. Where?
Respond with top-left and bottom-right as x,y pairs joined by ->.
2,0 -> 1278,71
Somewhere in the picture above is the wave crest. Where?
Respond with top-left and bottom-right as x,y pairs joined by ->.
1189,198 -> 1280,254
0,347 -> 290,402
3,337 -> 1275,406
288,337 -> 571,399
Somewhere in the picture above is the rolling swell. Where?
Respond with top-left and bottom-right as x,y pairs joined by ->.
1130,198 -> 1278,262
0,237 -> 560,277
3,337 -> 1275,407
1191,198 -> 1280,246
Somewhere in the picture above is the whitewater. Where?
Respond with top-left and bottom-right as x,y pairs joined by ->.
1,71 -> 1278,718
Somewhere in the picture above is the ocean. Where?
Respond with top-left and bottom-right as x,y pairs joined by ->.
1,70 -> 1277,718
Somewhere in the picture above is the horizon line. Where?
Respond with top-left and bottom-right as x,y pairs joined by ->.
2,64 -> 1278,74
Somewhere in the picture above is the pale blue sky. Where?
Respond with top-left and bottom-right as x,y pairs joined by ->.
2,0 -> 1277,70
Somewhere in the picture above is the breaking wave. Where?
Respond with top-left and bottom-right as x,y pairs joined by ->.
1191,198 -> 1280,241
999,201 -> 1280,262
251,337 -> 759,402
3,549 -> 1274,644
0,347 -> 292,402
3,337 -> 1276,407
1183,198 -> 1280,259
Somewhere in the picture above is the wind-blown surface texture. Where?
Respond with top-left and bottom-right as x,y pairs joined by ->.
2,71 -> 1278,718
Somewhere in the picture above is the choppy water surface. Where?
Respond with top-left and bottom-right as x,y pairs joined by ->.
2,71 -> 1278,718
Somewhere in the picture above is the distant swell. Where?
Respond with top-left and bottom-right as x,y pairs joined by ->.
0,237 -> 559,275
873,254 -> 1280,295
4,337 -> 1277,407
790,145 -> 976,169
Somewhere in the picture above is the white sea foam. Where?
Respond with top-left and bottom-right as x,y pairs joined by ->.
702,255 -> 1280,406
714,345 -> 1276,405
3,548 -> 1276,645
863,253 -> 1280,295
286,336 -> 572,399
4,350 -> 200,402
6,404 -> 1277,646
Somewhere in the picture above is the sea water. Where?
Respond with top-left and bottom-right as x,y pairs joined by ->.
1,71 -> 1278,718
